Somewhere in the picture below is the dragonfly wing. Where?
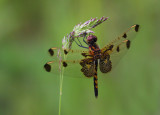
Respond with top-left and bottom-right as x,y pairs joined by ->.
44,47 -> 94,78
101,24 -> 140,70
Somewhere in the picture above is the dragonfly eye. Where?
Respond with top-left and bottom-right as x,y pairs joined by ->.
87,35 -> 97,44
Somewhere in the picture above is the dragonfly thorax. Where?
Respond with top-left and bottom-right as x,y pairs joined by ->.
89,45 -> 101,60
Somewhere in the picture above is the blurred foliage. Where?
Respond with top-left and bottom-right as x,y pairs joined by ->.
0,0 -> 160,115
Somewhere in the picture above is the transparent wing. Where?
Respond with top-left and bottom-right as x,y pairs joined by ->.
101,24 -> 140,69
44,47 -> 94,78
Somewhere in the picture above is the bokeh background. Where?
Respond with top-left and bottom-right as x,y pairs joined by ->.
0,0 -> 160,115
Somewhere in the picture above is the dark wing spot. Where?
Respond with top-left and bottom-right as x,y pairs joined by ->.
123,33 -> 127,38
80,61 -> 85,67
99,54 -> 112,73
116,46 -> 120,52
80,59 -> 94,77
99,59 -> 112,73
81,67 -> 94,77
135,24 -> 139,32
44,63 -> 51,72
48,48 -> 54,56
81,53 -> 87,57
126,40 -> 131,49
109,45 -> 114,50
63,61 -> 68,67
64,50 -> 68,55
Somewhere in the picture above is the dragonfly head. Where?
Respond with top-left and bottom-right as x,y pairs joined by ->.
87,35 -> 97,45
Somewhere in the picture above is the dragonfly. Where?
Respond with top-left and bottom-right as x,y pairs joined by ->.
44,24 -> 140,98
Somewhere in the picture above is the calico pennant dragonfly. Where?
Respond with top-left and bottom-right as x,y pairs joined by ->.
44,24 -> 140,98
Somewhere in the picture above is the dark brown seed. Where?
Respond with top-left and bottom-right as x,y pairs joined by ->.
48,48 -> 54,56
63,61 -> 68,67
126,40 -> 131,49
135,24 -> 139,32
123,33 -> 127,38
116,46 -> 120,52
44,64 -> 51,72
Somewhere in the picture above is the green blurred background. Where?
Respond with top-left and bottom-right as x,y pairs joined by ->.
0,0 -> 160,115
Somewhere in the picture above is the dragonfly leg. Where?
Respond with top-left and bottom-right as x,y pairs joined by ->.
77,37 -> 83,46
83,35 -> 88,46
74,38 -> 89,49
